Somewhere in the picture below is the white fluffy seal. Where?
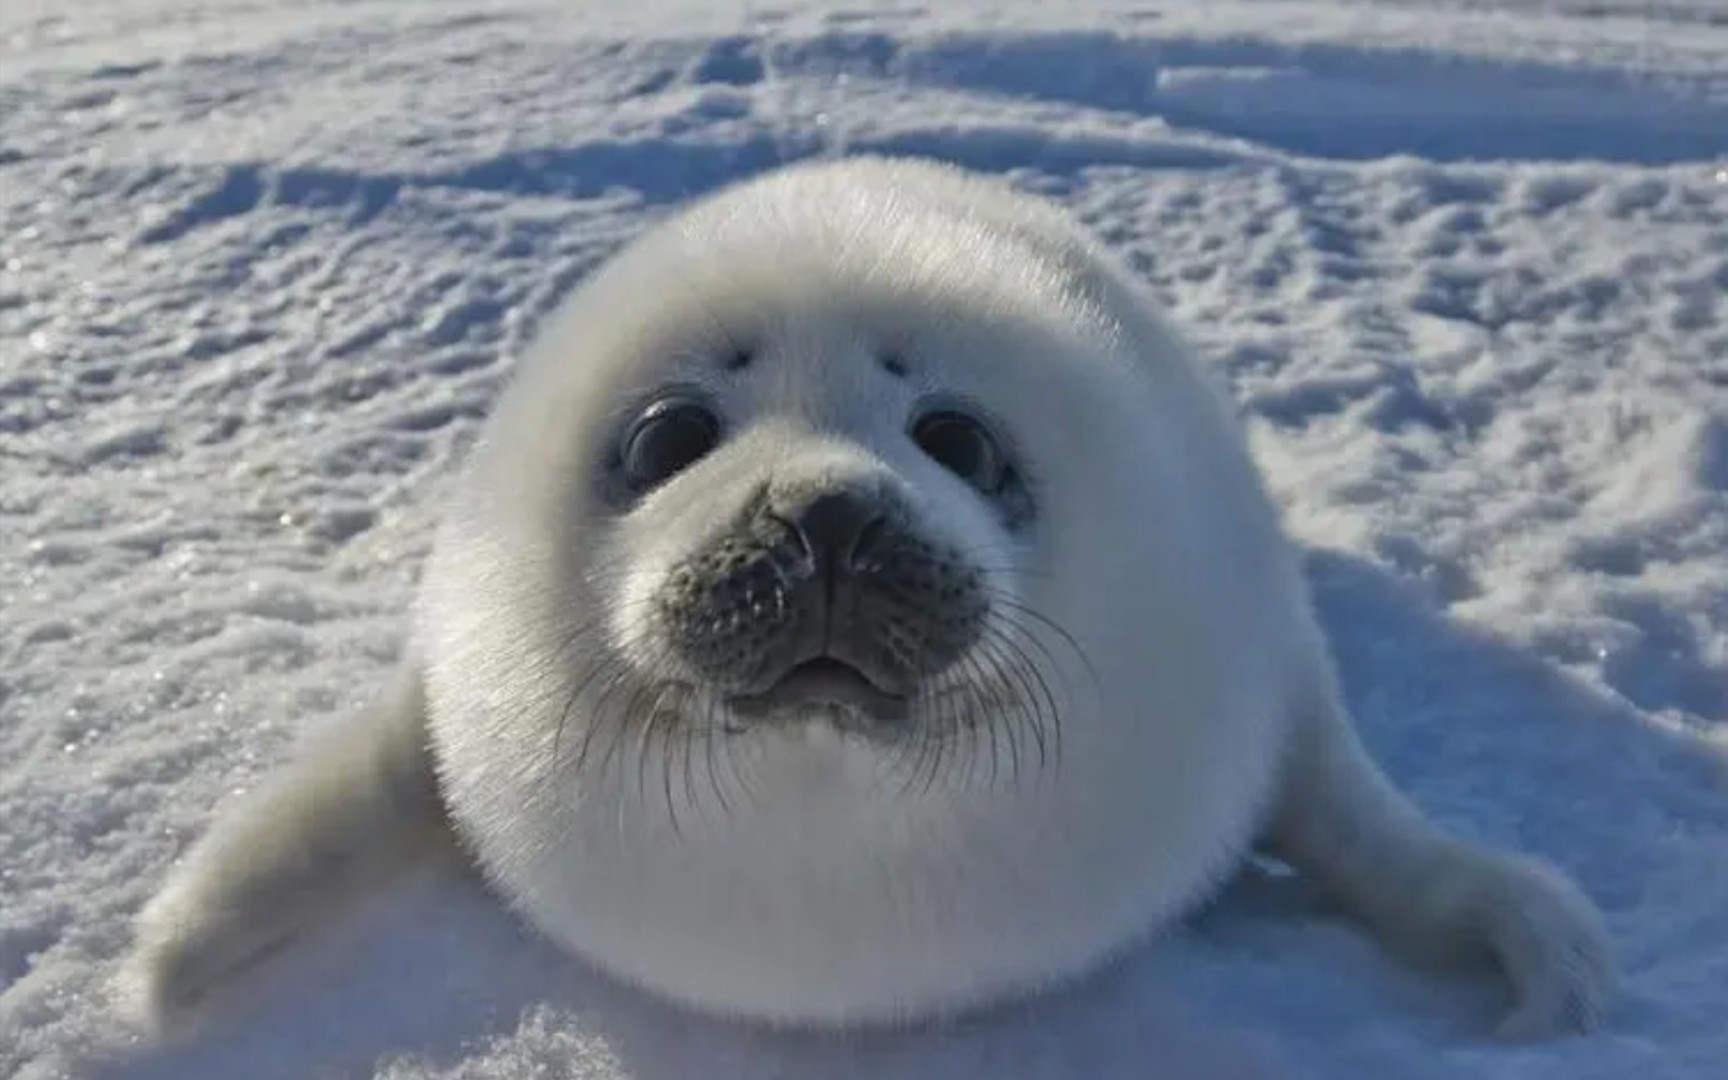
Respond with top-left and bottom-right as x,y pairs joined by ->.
120,156 -> 1611,1042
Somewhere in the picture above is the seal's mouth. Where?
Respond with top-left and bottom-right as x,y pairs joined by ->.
727,657 -> 910,724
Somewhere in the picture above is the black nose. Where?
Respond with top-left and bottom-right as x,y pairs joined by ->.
785,490 -> 884,574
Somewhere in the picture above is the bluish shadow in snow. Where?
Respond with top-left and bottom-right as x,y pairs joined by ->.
618,26 -> 1728,164
80,552 -> 1725,1080
662,27 -> 1728,164
126,128 -> 1249,247
867,31 -> 1728,164
132,140 -> 787,246
1300,550 -> 1726,897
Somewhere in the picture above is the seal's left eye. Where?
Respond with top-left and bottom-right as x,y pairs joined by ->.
912,408 -> 1008,495
623,397 -> 720,491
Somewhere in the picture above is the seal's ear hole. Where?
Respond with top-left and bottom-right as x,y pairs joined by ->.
623,394 -> 722,492
911,408 -> 1007,495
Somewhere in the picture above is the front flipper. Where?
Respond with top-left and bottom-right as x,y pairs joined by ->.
118,666 -> 455,1036
1259,667 -> 1613,1040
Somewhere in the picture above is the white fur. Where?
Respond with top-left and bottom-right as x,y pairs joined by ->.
118,670 -> 448,1035
416,158 -> 1611,1032
122,156 -> 1611,1041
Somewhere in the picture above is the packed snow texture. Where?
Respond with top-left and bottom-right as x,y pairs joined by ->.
2,0 -> 1726,1077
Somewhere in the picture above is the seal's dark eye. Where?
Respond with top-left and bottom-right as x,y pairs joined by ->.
623,396 -> 721,491
912,408 -> 1007,494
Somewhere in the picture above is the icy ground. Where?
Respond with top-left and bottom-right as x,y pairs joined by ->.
2,0 -> 1726,1077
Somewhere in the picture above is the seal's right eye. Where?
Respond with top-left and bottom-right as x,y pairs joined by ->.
622,396 -> 721,492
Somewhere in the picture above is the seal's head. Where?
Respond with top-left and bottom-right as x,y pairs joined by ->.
420,157 -> 1295,1025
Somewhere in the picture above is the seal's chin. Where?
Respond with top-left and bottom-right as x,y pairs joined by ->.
727,658 -> 911,729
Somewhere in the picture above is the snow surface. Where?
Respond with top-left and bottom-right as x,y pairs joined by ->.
2,0 -> 1726,1077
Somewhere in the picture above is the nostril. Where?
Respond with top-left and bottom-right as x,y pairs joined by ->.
850,514 -> 889,570
787,491 -> 884,573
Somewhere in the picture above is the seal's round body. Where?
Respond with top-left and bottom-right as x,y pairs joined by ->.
123,157 -> 1611,1041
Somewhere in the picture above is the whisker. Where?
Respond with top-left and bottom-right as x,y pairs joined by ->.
981,615 -> 1062,779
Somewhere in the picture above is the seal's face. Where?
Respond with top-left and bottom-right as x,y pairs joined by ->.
605,373 -> 1039,743
586,317 -> 1066,790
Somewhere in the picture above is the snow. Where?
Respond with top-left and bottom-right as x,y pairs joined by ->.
2,0 -> 1725,1076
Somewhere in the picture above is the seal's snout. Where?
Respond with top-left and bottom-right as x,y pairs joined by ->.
655,480 -> 988,728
